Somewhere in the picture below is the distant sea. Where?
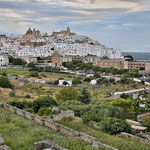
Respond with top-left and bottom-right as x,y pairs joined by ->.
122,52 -> 150,62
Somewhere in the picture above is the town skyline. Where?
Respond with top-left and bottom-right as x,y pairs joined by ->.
0,0 -> 150,52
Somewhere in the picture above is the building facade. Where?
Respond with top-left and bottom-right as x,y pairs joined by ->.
0,54 -> 9,66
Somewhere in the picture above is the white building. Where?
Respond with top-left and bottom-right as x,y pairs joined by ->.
58,80 -> 72,86
0,54 -> 9,66
0,27 -> 123,61
90,79 -> 98,85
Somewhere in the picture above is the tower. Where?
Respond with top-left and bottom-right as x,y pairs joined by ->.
67,26 -> 70,33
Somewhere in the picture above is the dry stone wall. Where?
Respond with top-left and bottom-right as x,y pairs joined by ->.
119,132 -> 150,145
34,141 -> 68,150
1,103 -> 119,150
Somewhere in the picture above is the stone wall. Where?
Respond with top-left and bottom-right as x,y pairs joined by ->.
1,103 -> 119,150
119,132 -> 150,145
53,110 -> 82,122
0,133 -> 11,150
34,140 -> 68,150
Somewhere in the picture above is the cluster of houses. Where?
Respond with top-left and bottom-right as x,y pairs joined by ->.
0,27 -> 122,66
1,27 -> 150,71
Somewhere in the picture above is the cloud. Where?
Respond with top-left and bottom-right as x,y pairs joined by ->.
0,0 -> 150,51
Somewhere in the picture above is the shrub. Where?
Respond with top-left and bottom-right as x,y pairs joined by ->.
32,96 -> 57,113
100,117 -> 131,134
0,76 -> 12,88
9,100 -> 32,110
25,94 -> 31,99
24,107 -> 34,113
9,56 -> 26,65
9,91 -> 15,97
9,101 -> 24,109
77,89 -> 91,104
56,88 -> 78,102
1,72 -> 7,76
72,78 -> 81,85
59,101 -> 124,123
38,107 -> 52,117
30,71 -> 39,77
141,117 -> 150,131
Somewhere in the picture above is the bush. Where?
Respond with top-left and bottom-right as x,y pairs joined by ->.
0,76 -> 12,88
101,117 -> 131,134
77,89 -> 91,104
56,88 -> 78,102
25,94 -> 31,99
38,107 -> 52,117
9,101 -> 24,109
9,56 -> 26,65
72,78 -> 81,85
24,107 -> 34,113
30,71 -> 39,77
59,101 -> 125,123
32,96 -> 57,113
1,72 -> 7,76
141,117 -> 150,131
9,91 -> 15,97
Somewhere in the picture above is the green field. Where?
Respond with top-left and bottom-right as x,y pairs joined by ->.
0,109 -> 97,150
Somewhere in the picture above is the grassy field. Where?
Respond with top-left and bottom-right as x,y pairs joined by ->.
0,68 -> 29,77
0,68 -> 148,103
0,109 -> 97,150
57,120 -> 150,150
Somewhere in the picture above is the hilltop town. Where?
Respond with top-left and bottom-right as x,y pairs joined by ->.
1,27 -> 150,71
1,28 -> 150,150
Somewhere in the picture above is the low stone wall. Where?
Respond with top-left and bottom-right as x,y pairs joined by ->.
119,132 -> 150,145
34,140 -> 68,150
53,110 -> 74,121
1,103 -> 119,150
0,133 -> 11,150
53,110 -> 82,122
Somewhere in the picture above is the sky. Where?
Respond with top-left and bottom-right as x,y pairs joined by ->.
0,0 -> 150,52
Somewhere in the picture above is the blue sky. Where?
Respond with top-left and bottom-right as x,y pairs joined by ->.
0,0 -> 150,52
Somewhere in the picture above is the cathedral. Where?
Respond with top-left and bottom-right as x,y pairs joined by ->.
52,27 -> 75,37
25,28 -> 41,36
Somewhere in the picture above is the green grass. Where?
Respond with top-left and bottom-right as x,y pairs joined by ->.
57,120 -> 150,150
0,109 -> 97,150
0,68 -> 29,77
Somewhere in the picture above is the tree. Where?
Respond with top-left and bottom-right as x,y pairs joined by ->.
9,56 -> 26,65
27,62 -> 36,68
77,89 -> 91,104
32,96 -> 57,113
56,88 -> 78,102
0,76 -> 12,88
123,69 -> 141,78
111,98 -> 133,118
72,77 -> 81,85
101,117 -> 131,134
